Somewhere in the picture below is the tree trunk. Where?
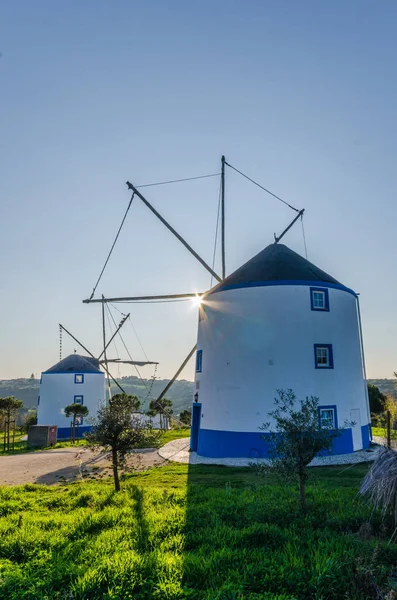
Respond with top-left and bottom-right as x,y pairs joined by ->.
112,448 -> 120,492
299,472 -> 306,511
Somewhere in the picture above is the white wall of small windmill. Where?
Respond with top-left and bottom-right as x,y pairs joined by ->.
38,373 -> 105,438
193,284 -> 370,457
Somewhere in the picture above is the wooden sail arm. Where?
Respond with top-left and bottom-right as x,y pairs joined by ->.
126,181 -> 222,283
97,312 -> 130,359
103,359 -> 159,366
156,344 -> 197,403
83,293 -> 205,304
59,324 -> 127,394
274,209 -> 305,244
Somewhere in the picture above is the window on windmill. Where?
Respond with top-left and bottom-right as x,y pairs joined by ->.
313,291 -> 325,308
75,374 -> 84,384
196,350 -> 203,373
74,395 -> 83,404
314,344 -> 333,369
319,408 -> 335,429
310,288 -> 329,311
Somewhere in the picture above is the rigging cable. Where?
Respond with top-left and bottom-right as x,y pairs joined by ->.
136,173 -> 220,188
224,161 -> 299,213
105,305 -> 121,376
110,302 -> 150,362
106,303 -> 152,399
109,302 -> 157,403
89,192 -> 135,300
210,175 -> 222,288
301,214 -> 308,259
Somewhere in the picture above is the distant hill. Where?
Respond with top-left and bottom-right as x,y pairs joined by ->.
0,379 -> 41,411
1,377 -> 395,417
368,379 -> 397,399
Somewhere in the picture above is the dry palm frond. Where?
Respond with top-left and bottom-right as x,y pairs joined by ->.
360,447 -> 397,525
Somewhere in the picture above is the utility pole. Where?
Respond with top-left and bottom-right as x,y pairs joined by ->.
102,295 -> 112,404
221,155 -> 226,279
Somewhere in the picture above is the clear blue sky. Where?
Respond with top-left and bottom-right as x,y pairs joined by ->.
1,0 -> 396,381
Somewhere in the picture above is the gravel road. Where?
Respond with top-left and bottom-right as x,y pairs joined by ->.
0,447 -> 165,486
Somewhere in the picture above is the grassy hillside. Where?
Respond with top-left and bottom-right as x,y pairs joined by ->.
1,462 -> 397,599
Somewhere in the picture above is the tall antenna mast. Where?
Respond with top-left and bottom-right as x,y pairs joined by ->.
221,155 -> 226,279
101,295 -> 112,402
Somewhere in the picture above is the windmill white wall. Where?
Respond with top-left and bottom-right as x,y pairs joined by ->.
191,244 -> 371,458
37,355 -> 105,439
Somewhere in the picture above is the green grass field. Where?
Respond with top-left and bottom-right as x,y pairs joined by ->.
372,426 -> 397,441
1,460 -> 396,599
0,427 -> 190,456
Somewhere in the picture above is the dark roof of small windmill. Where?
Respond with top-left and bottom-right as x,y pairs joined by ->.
209,243 -> 343,294
43,354 -> 102,374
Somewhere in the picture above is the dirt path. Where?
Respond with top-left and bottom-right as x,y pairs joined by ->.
0,447 -> 166,486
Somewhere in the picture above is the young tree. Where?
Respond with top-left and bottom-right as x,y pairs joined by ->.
111,393 -> 141,412
148,398 -> 173,430
368,383 -> 386,415
22,410 -> 37,433
259,389 -> 345,510
64,404 -> 89,442
0,396 -> 24,450
179,408 -> 192,426
86,395 -> 160,491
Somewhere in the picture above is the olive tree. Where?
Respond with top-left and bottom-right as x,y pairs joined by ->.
0,396 -> 24,450
64,404 -> 89,442
86,394 -> 160,491
179,408 -> 192,426
259,389 -> 345,510
148,397 -> 173,430
111,393 -> 141,412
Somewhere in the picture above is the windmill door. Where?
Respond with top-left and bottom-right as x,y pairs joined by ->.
190,403 -> 202,452
350,408 -> 362,452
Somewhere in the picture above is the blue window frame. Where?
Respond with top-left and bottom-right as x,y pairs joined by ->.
318,405 -> 338,429
196,350 -> 203,373
74,395 -> 84,404
37,396 -> 40,406
74,374 -> 84,384
310,287 -> 329,311
314,344 -> 334,369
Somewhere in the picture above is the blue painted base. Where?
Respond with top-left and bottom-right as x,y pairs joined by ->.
57,426 -> 92,440
361,424 -> 371,449
196,426 -> 371,458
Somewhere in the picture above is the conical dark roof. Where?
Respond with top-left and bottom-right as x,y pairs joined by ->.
43,354 -> 102,374
210,243 -> 343,294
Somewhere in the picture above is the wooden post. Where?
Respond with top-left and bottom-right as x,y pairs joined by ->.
387,410 -> 391,448
102,296 -> 112,404
221,155 -> 226,279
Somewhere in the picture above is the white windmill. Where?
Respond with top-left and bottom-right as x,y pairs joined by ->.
83,156 -> 370,458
